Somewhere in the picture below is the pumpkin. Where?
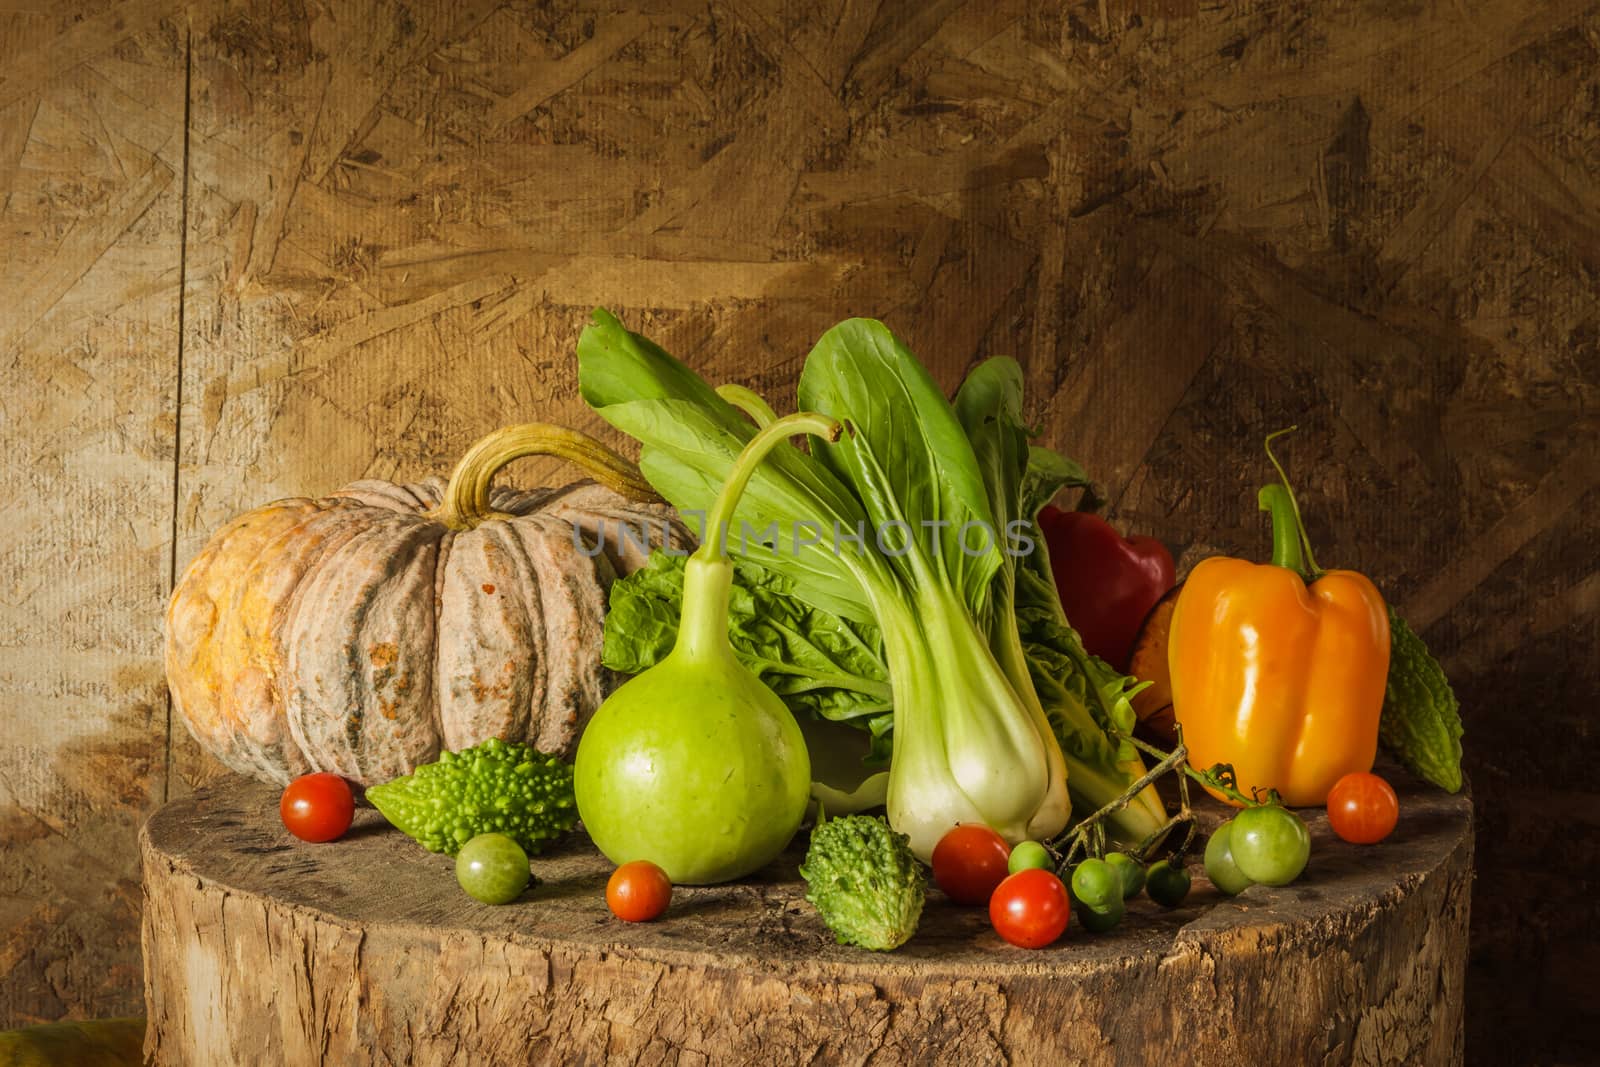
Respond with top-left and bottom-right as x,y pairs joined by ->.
165,424 -> 691,786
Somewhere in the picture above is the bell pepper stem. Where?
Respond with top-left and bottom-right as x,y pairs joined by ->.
1262,426 -> 1322,577
1258,484 -> 1308,578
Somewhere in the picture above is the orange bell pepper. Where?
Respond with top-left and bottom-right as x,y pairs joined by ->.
1168,443 -> 1390,807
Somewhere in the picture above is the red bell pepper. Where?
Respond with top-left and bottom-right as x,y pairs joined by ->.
1036,506 -> 1176,670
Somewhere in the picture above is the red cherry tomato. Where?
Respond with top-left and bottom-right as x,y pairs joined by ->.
606,860 -> 673,922
931,824 -> 1012,905
279,772 -> 354,843
989,868 -> 1071,949
1326,772 -> 1399,844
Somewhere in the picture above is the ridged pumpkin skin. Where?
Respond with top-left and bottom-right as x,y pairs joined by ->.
166,454 -> 688,786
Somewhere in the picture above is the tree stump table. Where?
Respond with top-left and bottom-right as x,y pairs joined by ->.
141,767 -> 1471,1066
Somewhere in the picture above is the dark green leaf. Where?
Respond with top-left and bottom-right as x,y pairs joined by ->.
799,319 -> 1001,612
603,552 -> 893,747
579,311 -> 887,623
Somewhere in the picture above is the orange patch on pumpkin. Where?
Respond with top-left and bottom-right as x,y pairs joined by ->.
468,663 -> 516,704
482,583 -> 496,595
369,643 -> 398,668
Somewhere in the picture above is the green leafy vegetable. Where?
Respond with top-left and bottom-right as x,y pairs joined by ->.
1381,608 -> 1464,792
585,312 -> 1171,854
366,738 -> 577,855
799,813 -> 926,951
799,320 -> 1002,611
579,309 -> 881,624
580,310 -> 1073,858
800,321 -> 1072,855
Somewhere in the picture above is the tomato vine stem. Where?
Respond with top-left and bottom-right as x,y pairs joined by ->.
1045,724 -> 1260,871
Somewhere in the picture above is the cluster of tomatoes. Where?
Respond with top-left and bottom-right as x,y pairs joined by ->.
1203,771 -> 1400,894
930,769 -> 1402,948
932,824 -> 1062,947
929,824 -> 1185,949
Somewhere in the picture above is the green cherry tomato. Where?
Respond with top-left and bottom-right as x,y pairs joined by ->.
1104,852 -> 1145,899
455,833 -> 531,905
1230,804 -> 1311,886
1204,821 -> 1255,896
1069,859 -> 1126,932
1069,859 -> 1122,911
1007,840 -> 1053,875
1145,860 -> 1192,908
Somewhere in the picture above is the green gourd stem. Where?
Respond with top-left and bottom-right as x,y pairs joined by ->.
715,383 -> 779,429
698,412 -> 842,565
675,412 -> 843,657
676,556 -> 737,658
1262,426 -> 1322,577
432,423 -> 659,531
1258,484 -> 1307,578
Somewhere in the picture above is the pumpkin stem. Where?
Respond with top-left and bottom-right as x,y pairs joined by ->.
432,424 -> 660,531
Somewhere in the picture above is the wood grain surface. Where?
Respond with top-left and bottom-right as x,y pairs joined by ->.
0,0 -> 185,1026
141,768 -> 1471,1065
0,1 -> 1595,1061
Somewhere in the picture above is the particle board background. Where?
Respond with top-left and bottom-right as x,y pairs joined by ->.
0,0 -> 1594,1062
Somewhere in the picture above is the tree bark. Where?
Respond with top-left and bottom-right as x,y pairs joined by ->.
142,768 -> 1470,1066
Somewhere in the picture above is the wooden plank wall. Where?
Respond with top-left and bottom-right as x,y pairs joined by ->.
0,0 -> 1595,1060
0,0 -> 185,1025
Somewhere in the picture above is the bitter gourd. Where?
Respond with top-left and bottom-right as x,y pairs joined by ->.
799,814 -> 926,951
366,738 -> 578,855
1380,608 -> 1465,792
